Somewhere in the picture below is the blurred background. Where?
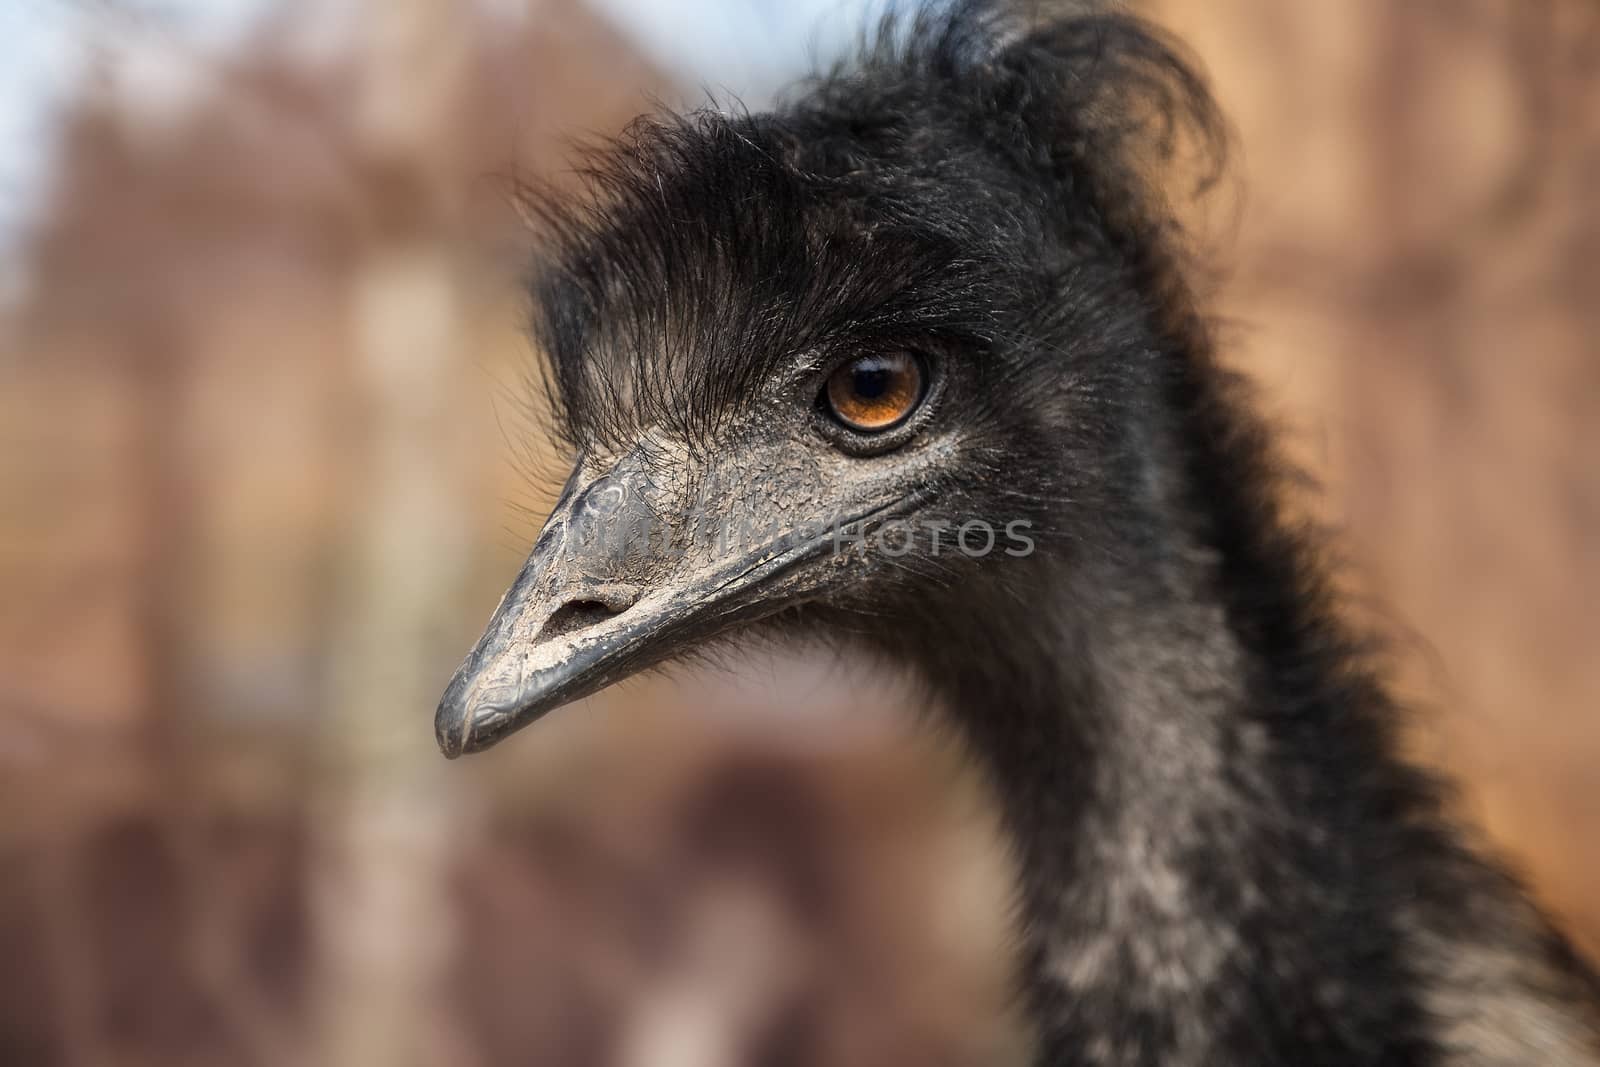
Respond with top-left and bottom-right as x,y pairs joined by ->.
0,1 -> 1596,1065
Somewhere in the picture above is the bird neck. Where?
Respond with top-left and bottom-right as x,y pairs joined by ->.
895,383 -> 1472,1061
898,356 -> 1600,1060
910,539 -> 1453,1060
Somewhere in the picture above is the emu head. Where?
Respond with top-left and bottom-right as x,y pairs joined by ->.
436,7 -> 1223,757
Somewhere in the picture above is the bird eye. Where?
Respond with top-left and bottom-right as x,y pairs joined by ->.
822,351 -> 925,433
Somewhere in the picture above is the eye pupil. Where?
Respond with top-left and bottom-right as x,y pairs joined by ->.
852,364 -> 891,399
823,351 -> 925,434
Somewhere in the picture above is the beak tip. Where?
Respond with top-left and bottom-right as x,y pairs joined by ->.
434,705 -> 466,759
434,668 -> 475,759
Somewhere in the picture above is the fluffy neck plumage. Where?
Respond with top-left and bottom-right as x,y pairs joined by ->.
902,547 -> 1421,1063
889,368 -> 1600,1064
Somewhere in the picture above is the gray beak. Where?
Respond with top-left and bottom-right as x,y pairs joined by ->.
433,455 -> 865,758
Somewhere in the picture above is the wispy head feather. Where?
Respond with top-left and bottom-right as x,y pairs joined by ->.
524,0 -> 1227,457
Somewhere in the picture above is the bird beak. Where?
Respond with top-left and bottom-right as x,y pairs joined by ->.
433,454 -> 883,758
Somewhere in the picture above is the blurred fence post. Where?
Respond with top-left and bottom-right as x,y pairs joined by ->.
313,2 -> 473,1066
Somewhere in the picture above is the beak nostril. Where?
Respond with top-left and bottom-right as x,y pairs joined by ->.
539,599 -> 626,641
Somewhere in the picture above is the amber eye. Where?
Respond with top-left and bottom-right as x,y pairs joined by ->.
823,351 -> 925,433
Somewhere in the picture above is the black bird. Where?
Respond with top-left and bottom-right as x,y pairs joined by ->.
435,3 -> 1600,1062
